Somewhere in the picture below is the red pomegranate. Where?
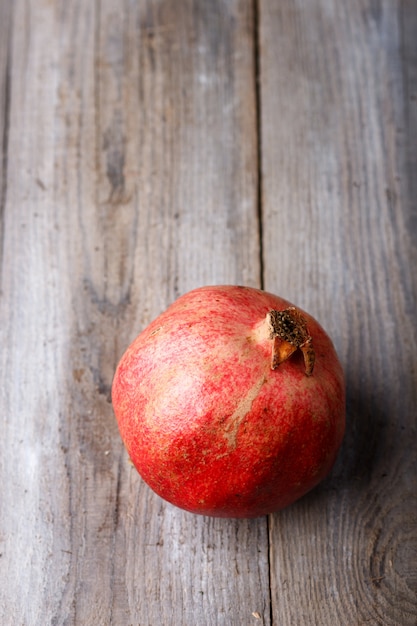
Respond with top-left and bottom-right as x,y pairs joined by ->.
112,285 -> 345,518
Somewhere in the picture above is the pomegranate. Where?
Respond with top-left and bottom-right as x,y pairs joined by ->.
112,285 -> 345,518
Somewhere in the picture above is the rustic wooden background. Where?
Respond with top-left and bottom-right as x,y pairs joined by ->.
1,1 -> 416,624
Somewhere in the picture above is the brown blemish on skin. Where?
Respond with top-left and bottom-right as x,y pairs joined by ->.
223,376 -> 267,448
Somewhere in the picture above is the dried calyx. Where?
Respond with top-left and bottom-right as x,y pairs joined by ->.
266,307 -> 315,376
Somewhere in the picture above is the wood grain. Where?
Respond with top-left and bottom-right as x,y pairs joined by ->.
0,1 -> 268,624
0,0 -> 416,624
0,0 -> 11,259
259,1 -> 417,624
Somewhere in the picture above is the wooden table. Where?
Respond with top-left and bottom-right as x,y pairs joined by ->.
1,1 -> 416,624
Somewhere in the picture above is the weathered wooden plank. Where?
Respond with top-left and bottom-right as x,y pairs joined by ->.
0,1 -> 270,625
0,0 -> 11,256
259,1 -> 417,624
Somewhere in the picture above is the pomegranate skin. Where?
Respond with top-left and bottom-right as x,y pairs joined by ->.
112,285 -> 345,518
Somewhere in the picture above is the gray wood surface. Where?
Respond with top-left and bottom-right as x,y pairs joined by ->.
0,1 -> 415,625
260,2 -> 417,625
